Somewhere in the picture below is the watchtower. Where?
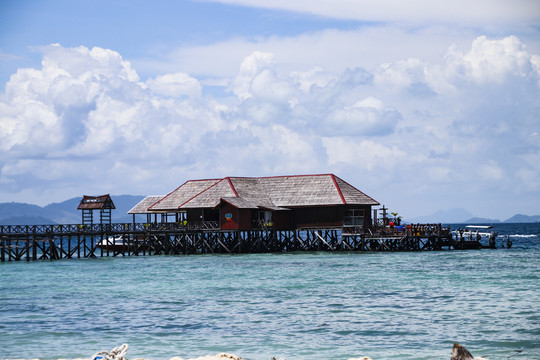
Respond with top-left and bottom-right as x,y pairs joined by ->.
77,194 -> 116,225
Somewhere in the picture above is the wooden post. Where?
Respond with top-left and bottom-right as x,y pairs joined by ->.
25,226 -> 30,262
32,230 -> 37,261
1,236 -> 5,262
100,230 -> 104,258
83,232 -> 86,258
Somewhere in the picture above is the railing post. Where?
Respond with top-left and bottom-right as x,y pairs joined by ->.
25,226 -> 30,262
1,236 -> 5,262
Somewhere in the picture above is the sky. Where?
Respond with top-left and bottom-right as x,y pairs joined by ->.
1,0 -> 539,220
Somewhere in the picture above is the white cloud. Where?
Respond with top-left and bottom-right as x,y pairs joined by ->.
146,73 -> 202,98
290,67 -> 334,93
325,98 -> 401,136
133,25 -> 475,81
1,36 -> 539,219
375,58 -> 429,92
479,162 -> 504,181
38,44 -> 139,81
323,138 -> 407,171
204,0 -> 540,25
445,35 -> 540,84
231,51 -> 275,99
0,96 -> 63,154
230,51 -> 297,104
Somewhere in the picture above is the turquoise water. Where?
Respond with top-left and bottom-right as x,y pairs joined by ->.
1,223 -> 539,360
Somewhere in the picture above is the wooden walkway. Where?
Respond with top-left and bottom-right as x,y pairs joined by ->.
0,223 -> 482,262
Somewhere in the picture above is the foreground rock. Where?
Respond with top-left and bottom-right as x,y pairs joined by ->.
451,343 -> 487,360
91,345 -> 242,360
451,343 -> 474,360
169,354 -> 242,360
86,343 -> 488,360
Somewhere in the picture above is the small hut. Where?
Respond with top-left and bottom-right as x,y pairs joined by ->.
77,194 -> 115,225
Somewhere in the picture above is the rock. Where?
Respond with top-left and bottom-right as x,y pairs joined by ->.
169,354 -> 243,360
451,343 -> 474,360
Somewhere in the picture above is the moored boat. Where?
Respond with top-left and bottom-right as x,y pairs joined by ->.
452,225 -> 499,248
96,235 -> 148,251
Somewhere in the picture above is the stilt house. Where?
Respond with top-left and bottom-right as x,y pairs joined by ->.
77,194 -> 115,225
134,174 -> 379,231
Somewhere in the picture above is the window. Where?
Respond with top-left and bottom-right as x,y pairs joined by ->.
344,209 -> 364,227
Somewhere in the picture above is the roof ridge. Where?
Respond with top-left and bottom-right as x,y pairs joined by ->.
334,175 -> 380,205
330,174 -> 347,205
149,178 -> 224,210
225,177 -> 239,197
179,178 -> 226,208
255,173 -> 334,180
148,180 -> 189,210
146,195 -> 165,212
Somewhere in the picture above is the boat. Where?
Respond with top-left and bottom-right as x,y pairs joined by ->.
452,225 -> 498,249
96,235 -> 148,251
452,225 -> 497,237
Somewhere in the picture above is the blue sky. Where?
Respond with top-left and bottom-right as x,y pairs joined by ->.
1,0 -> 539,220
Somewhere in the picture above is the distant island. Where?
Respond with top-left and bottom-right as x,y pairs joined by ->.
404,207 -> 540,224
0,198 -> 538,225
0,195 -> 144,225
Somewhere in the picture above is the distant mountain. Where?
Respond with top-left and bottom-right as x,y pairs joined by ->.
0,195 -> 144,225
0,216 -> 58,225
503,214 -> 540,223
405,208 -> 540,224
0,202 -> 55,224
43,197 -> 81,224
405,208 -> 475,224
109,195 -> 146,222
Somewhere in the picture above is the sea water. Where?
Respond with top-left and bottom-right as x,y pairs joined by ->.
0,223 -> 539,360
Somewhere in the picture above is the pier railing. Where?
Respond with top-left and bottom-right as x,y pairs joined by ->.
0,222 -> 190,235
0,222 -> 488,262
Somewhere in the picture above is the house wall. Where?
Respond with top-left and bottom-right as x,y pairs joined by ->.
198,203 -> 375,231
187,208 -> 220,223
271,211 -> 292,230
219,203 -> 252,230
186,209 -> 202,223
292,205 -> 373,229
364,205 -> 373,227
292,206 -> 342,228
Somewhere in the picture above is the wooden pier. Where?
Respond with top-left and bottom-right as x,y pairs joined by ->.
0,223 -> 489,262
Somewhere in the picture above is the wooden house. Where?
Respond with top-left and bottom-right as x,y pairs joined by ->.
77,194 -> 115,225
136,174 -> 379,231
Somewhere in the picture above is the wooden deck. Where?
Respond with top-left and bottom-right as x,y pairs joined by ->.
0,223 -> 485,262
